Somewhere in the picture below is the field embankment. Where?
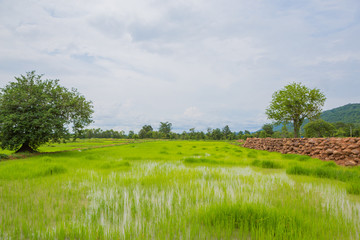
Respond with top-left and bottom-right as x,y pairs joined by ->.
244,137 -> 360,166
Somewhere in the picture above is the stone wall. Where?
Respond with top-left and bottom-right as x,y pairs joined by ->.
243,138 -> 360,166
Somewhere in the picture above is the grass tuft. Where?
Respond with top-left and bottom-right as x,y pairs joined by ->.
36,165 -> 67,177
286,165 -> 312,176
346,182 -> 360,195
252,160 -> 283,169
247,151 -> 258,158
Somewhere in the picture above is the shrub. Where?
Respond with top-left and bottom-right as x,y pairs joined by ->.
0,153 -> 9,160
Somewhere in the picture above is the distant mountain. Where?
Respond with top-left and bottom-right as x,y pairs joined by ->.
272,103 -> 360,131
321,103 -> 360,124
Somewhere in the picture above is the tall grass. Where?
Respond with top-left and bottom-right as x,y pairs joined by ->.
0,140 -> 359,239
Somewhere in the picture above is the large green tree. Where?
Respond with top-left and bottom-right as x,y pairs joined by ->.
262,123 -> 274,137
159,122 -> 172,138
138,125 -> 153,139
266,82 -> 326,138
0,71 -> 93,152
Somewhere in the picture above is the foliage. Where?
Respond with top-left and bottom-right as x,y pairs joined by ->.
303,119 -> 336,137
266,82 -> 326,138
80,128 -> 125,139
159,122 -> 172,138
0,71 -> 93,152
0,153 -> 9,160
222,125 -> 232,139
138,125 -> 153,139
262,124 -> 274,137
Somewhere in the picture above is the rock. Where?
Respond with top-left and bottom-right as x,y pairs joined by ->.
333,150 -> 342,157
351,149 -> 360,155
345,160 -> 357,166
325,149 -> 334,155
343,149 -> 353,155
348,144 -> 358,149
243,137 -> 360,166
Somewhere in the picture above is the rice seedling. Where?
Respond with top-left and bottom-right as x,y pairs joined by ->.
0,140 -> 359,239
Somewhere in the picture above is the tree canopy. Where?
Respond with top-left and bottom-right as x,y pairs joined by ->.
265,82 -> 326,138
303,119 -> 335,138
138,125 -> 153,139
0,71 -> 93,152
159,122 -> 172,138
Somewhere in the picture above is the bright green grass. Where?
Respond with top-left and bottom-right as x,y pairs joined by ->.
0,138 -> 132,156
0,140 -> 359,239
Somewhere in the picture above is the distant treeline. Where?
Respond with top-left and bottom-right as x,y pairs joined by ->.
79,122 -> 251,140
79,121 -> 360,140
261,121 -> 360,138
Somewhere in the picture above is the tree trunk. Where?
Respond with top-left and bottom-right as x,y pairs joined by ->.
16,142 -> 36,153
294,122 -> 299,138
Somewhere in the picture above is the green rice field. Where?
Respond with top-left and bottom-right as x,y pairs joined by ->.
1,140 -> 360,239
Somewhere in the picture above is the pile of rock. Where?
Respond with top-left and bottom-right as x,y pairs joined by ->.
243,138 -> 360,166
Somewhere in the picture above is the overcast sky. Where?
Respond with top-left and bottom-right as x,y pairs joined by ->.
0,0 -> 359,133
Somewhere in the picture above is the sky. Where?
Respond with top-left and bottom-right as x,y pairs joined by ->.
0,0 -> 359,133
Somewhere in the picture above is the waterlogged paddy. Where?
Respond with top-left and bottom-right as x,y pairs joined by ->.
0,140 -> 360,239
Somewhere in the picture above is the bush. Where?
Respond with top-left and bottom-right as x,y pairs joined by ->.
0,153 -> 9,160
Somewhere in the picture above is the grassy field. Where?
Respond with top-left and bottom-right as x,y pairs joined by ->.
0,140 -> 360,239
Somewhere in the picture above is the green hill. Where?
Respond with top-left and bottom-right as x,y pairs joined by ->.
321,103 -> 360,124
272,103 -> 360,132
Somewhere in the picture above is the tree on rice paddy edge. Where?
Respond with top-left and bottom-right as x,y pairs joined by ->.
0,71 -> 94,153
266,82 -> 326,138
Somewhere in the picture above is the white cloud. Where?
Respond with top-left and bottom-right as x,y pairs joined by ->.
0,0 -> 359,132
183,107 -> 203,119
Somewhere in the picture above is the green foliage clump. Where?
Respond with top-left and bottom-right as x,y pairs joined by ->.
0,153 -> 9,160
304,119 -> 336,137
0,71 -> 93,152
